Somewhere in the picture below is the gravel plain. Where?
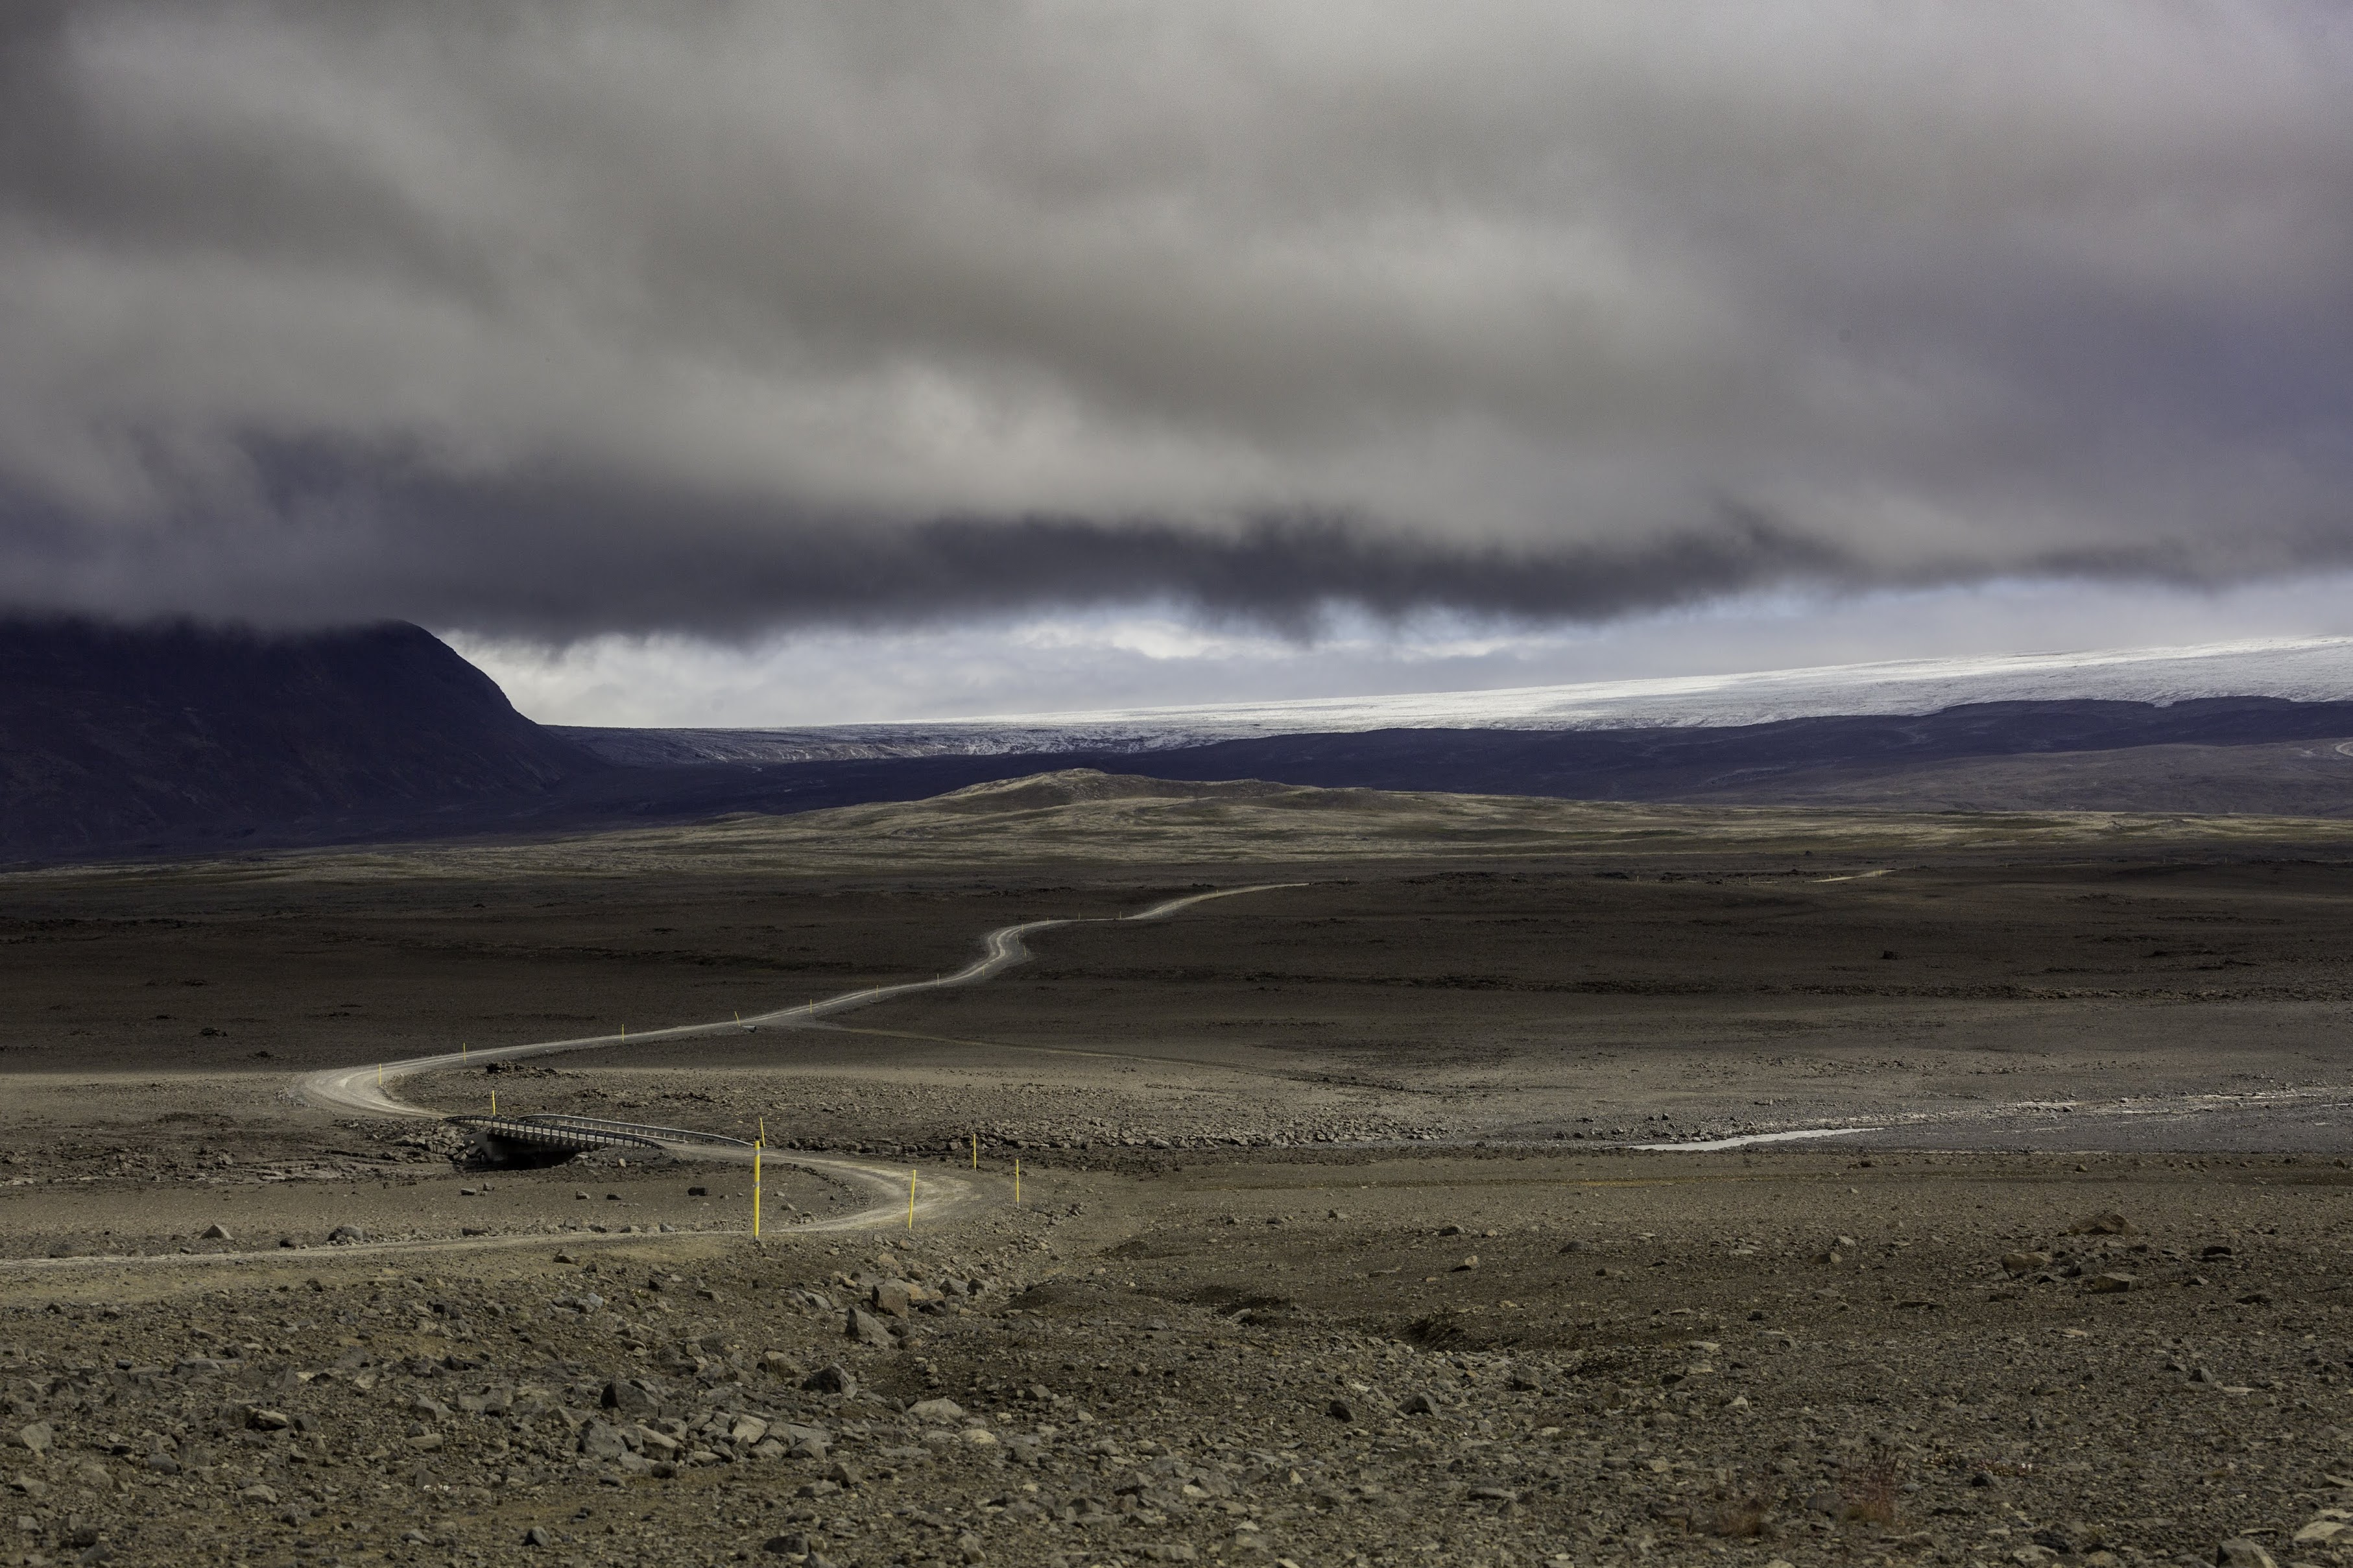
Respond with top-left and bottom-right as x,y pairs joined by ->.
7,778 -> 2353,1566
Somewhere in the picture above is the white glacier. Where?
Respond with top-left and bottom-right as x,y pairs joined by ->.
563,636 -> 2353,764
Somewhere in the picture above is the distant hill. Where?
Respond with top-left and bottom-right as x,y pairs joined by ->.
0,617 -> 603,861
556,697 -> 2353,824
10,621 -> 2353,867
1071,697 -> 2353,809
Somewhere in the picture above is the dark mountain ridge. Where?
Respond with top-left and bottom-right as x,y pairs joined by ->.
537,696 -> 2353,824
5,618 -> 2352,867
0,617 -> 603,861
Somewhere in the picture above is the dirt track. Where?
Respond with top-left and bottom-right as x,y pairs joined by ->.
7,790 -> 2353,1565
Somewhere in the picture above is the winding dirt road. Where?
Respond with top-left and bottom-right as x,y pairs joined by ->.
294,883 -> 1306,1233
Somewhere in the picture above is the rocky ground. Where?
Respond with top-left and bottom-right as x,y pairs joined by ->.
5,1145 -> 2353,1568
10,819 -> 2353,1565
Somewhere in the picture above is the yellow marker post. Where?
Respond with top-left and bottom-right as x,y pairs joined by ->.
970,1132 -> 978,1170
907,1169 -> 917,1229
459,1041 -> 466,1060
376,1063 -> 383,1087
758,1116 -> 767,1145
490,1089 -> 497,1116
752,1146 -> 763,1239
1014,1158 -> 1021,1206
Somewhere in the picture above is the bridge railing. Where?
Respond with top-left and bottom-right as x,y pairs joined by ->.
443,1115 -> 665,1152
501,1113 -> 757,1150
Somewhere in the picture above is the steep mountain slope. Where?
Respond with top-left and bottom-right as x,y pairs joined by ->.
0,618 -> 603,860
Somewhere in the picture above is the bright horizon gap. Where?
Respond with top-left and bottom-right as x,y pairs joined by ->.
814,634 -> 2353,731
453,573 -> 2353,730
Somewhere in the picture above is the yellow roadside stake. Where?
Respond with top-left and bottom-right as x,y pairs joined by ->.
752,1144 -> 763,1239
490,1088 -> 497,1116
907,1169 -> 916,1229
376,1064 -> 383,1087
459,1041 -> 466,1060
1014,1158 -> 1021,1206
970,1132 -> 978,1170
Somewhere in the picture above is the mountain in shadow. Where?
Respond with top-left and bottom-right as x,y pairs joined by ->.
10,617 -> 2353,868
0,617 -> 603,861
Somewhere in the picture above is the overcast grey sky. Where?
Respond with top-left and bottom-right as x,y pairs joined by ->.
5,3 -> 2351,719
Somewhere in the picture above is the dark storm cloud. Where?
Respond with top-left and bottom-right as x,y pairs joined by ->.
3,2 -> 2352,637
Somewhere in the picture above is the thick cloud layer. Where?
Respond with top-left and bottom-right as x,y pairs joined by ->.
3,2 -> 2350,638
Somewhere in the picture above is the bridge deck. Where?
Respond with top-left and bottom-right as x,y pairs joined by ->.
444,1115 -> 665,1153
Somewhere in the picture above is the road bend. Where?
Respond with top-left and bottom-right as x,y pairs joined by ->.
294,882 -> 1306,1232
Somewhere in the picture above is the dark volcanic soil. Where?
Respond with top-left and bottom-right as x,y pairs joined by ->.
4,1150 -> 2352,1568
10,853 -> 2353,1153
7,835 -> 2353,1565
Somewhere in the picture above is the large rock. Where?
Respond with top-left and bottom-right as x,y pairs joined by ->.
846,1307 -> 895,1347
802,1364 -> 857,1397
578,1420 -> 627,1462
601,1379 -> 660,1420
776,1423 -> 831,1460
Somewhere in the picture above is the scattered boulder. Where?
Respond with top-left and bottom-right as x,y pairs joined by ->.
577,1420 -> 627,1462
846,1307 -> 895,1347
2071,1212 -> 2135,1236
2001,1251 -> 2052,1276
328,1225 -> 366,1244
1326,1399 -> 1354,1421
802,1364 -> 857,1397
200,1223 -> 233,1241
908,1397 -> 966,1424
12,1422 -> 51,1454
2083,1272 -> 2136,1294
524,1525 -> 555,1547
777,1423 -> 831,1460
2215,1539 -> 2276,1568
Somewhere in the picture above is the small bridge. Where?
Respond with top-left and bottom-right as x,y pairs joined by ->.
444,1111 -> 757,1163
